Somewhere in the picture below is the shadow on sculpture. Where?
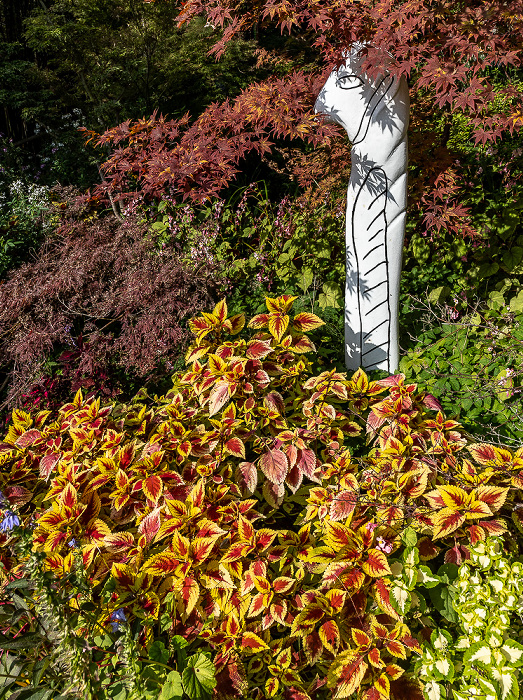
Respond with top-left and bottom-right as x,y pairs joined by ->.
315,45 -> 409,373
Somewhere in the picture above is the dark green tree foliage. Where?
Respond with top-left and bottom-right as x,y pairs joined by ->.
0,0 -> 264,188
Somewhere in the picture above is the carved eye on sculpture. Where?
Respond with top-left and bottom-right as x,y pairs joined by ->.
336,74 -> 364,90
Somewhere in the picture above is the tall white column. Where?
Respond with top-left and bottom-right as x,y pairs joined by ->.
315,49 -> 409,372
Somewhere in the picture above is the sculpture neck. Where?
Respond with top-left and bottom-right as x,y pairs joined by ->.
350,137 -> 408,184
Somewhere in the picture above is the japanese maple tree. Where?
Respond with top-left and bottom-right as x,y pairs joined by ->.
88,0 -> 523,239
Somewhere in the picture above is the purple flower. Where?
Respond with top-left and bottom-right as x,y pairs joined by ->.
67,538 -> 78,548
0,510 -> 20,532
110,608 -> 127,632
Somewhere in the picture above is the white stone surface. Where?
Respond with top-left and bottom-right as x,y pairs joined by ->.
315,47 -> 409,372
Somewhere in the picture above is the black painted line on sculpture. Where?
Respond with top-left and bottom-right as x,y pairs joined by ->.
367,209 -> 386,230
364,279 -> 388,294
383,173 -> 391,373
366,297 -> 388,314
362,242 -> 384,261
368,228 -> 384,243
351,166 -> 390,367
361,340 -> 389,357
362,317 -> 388,340
363,259 -> 387,276
352,75 -> 395,146
368,190 -> 387,210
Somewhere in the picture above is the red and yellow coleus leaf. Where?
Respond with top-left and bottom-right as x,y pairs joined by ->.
319,619 -> 340,654
292,312 -> 325,332
362,549 -> 392,577
327,650 -> 368,699
241,631 -> 269,654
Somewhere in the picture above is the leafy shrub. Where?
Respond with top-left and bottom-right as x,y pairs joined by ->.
415,536 -> 523,700
0,179 -> 57,280
147,187 -> 346,367
0,296 -> 522,699
0,191 -> 218,418
400,299 -> 523,444
0,528 -> 217,699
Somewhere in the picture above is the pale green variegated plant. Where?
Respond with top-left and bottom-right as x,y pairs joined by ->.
415,537 -> 523,700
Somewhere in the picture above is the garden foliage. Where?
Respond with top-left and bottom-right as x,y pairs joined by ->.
84,0 -> 523,243
1,297 -> 523,699
0,191 -> 217,414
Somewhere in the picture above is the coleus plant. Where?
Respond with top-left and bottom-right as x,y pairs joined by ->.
0,296 -> 523,699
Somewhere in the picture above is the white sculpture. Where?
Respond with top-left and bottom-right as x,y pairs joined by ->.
315,47 -> 409,373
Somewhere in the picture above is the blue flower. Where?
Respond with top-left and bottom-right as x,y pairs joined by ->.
0,511 -> 20,533
110,608 -> 127,632
67,538 -> 78,548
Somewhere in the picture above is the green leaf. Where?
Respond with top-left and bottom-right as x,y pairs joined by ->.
463,641 -> 492,668
107,682 -> 127,700
428,286 -> 451,304
318,281 -> 341,310
159,670 -> 184,700
417,566 -> 440,589
492,668 -> 519,700
0,633 -> 43,650
149,640 -> 170,666
433,658 -> 454,682
401,527 -> 418,547
390,582 -> 411,614
502,246 -> 523,272
171,635 -> 189,650
5,579 -> 32,591
428,584 -> 458,623
488,290 -> 505,310
510,289 -> 523,313
9,689 -> 54,700
422,680 -> 445,700
297,268 -> 314,293
501,640 -> 523,667
477,261 -> 499,278
182,653 -> 216,700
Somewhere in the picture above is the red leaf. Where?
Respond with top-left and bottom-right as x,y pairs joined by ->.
225,437 -> 245,458
469,443 -> 497,465
319,619 -> 340,653
263,480 -> 285,508
240,631 -> 269,653
423,394 -> 443,411
246,340 -> 273,359
289,336 -> 316,353
303,631 -> 323,664
248,313 -> 270,329
292,312 -> 324,332
260,449 -> 288,484
39,452 -> 61,479
138,509 -> 161,544
285,464 -> 303,493
15,429 -> 42,448
329,490 -> 358,522
264,391 -> 285,414
3,486 -> 32,506
143,475 -> 163,503
208,381 -> 230,416
417,537 -> 440,560
237,461 -> 258,494
297,448 -> 316,479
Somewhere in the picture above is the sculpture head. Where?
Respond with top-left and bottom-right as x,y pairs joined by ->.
315,46 -> 408,149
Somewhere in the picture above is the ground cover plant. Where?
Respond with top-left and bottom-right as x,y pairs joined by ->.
0,297 -> 523,699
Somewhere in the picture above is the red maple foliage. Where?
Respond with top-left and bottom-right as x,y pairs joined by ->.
87,0 -> 523,239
